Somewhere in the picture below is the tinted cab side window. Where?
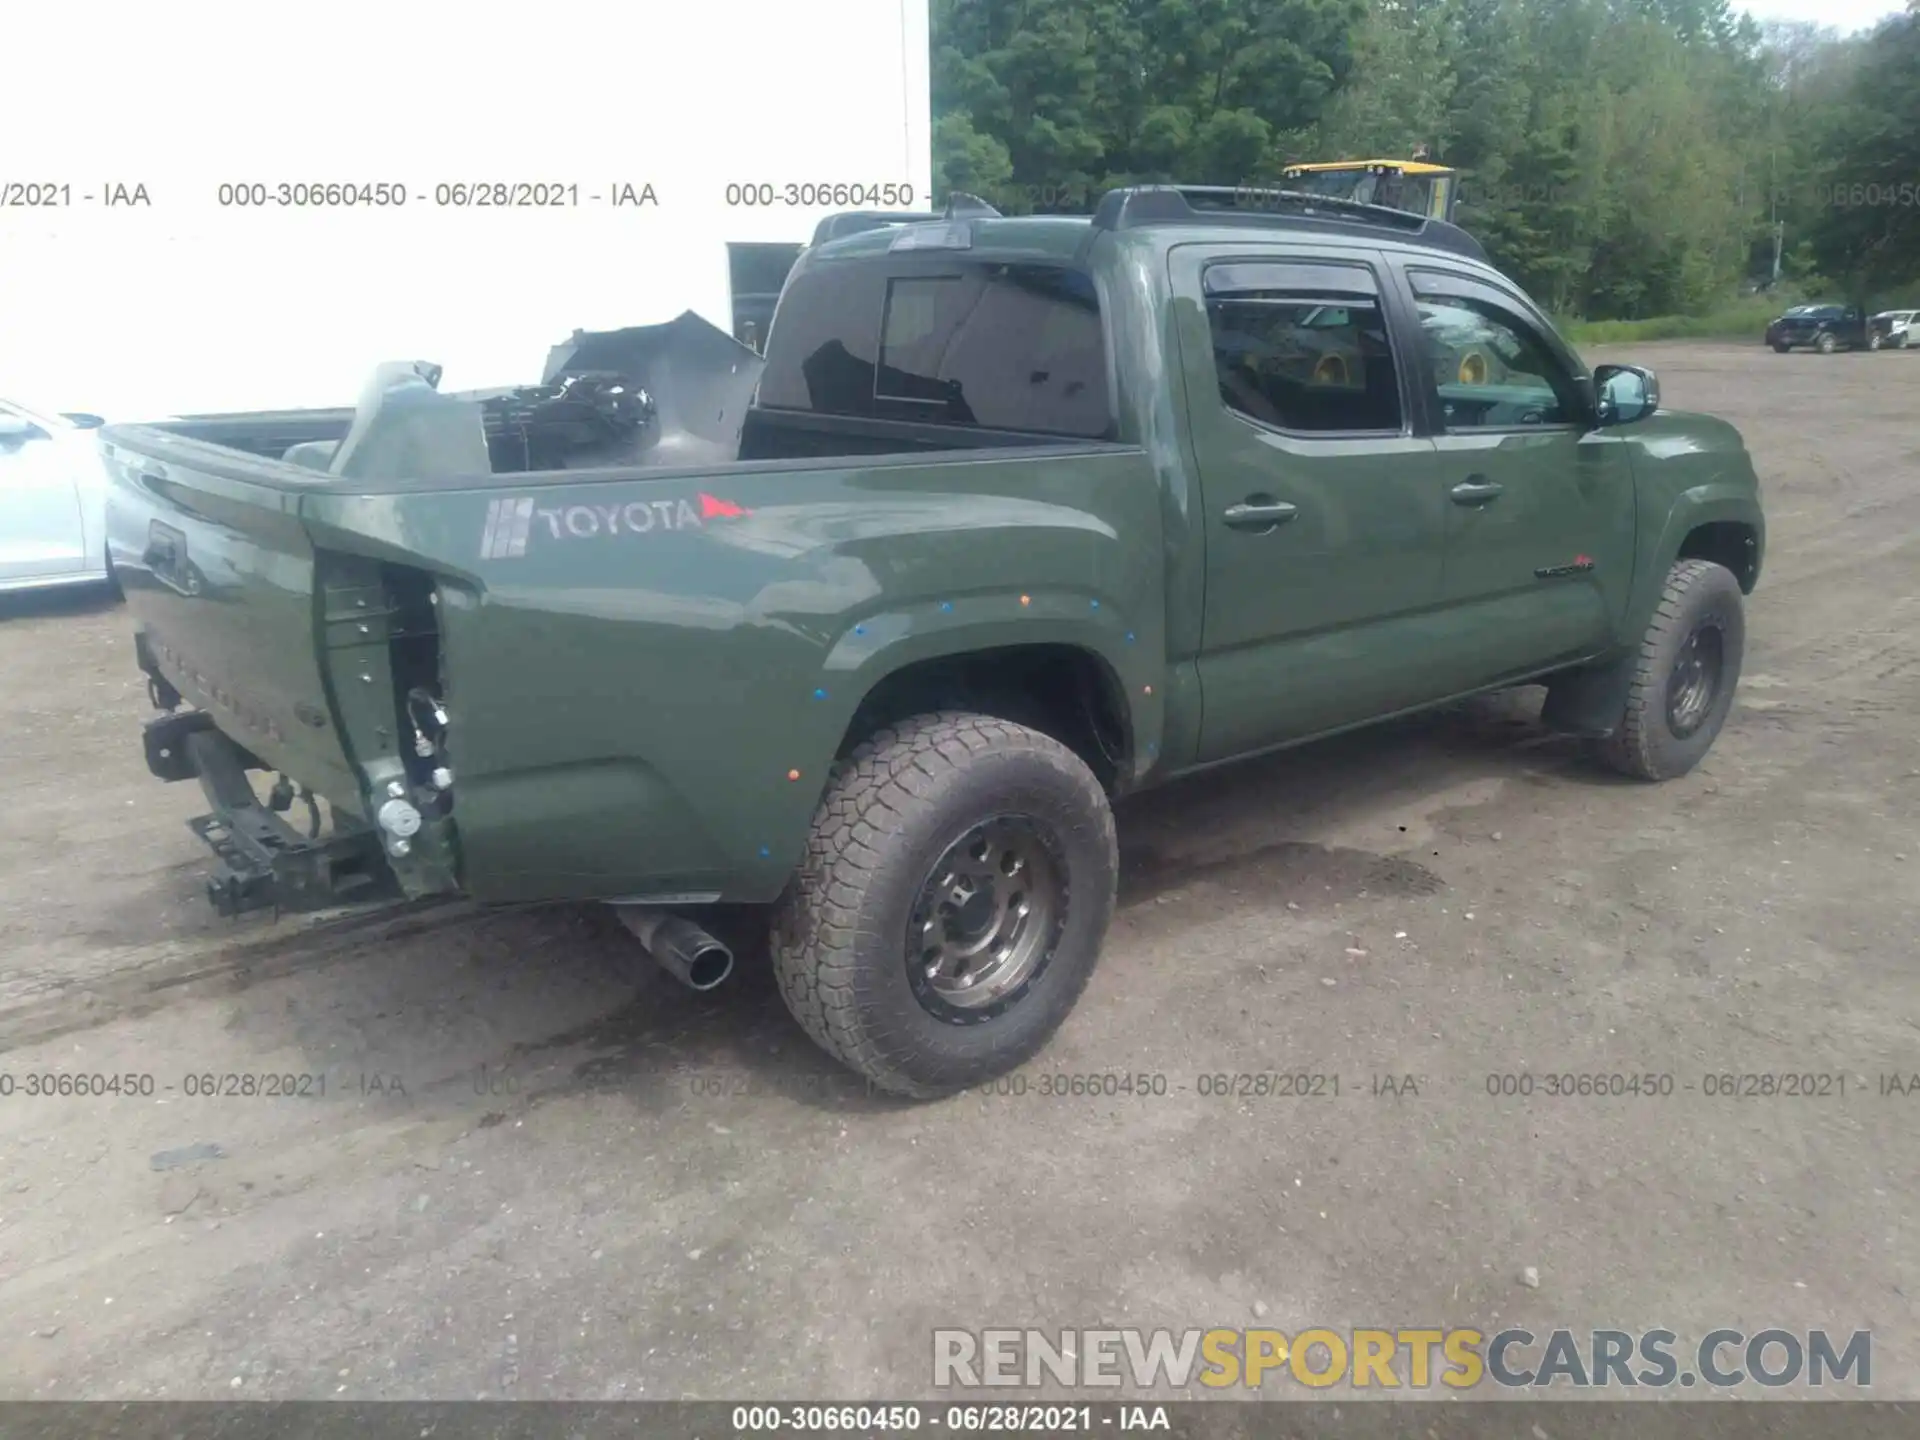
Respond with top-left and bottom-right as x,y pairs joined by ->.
1407,269 -> 1584,430
755,258 -> 1113,440
1202,261 -> 1404,434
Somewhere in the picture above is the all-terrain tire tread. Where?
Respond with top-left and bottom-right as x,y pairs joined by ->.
1601,559 -> 1733,781
769,711 -> 1116,1098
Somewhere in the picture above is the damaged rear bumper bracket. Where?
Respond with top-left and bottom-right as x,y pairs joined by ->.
143,712 -> 397,918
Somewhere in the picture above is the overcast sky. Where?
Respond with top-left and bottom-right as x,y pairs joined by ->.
1736,0 -> 1906,30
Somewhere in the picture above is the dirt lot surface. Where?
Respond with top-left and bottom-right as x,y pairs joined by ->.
1,341 -> 1917,1405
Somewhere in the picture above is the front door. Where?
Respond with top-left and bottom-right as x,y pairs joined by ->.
1173,245 -> 1451,763
1399,266 -> 1637,688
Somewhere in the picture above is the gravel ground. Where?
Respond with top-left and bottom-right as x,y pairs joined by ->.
1,341 -> 1916,1404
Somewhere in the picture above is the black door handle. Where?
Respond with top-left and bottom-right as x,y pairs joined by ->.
1224,498 -> 1299,531
1450,478 -> 1504,505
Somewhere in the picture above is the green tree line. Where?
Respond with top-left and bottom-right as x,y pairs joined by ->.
931,0 -> 1920,319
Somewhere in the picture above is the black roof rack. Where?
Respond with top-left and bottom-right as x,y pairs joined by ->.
1088,185 -> 1488,263
809,192 -> 1003,246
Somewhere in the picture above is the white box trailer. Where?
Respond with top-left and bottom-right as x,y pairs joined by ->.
0,0 -> 932,419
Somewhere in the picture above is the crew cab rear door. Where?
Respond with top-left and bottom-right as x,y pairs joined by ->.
1168,243 -> 1449,761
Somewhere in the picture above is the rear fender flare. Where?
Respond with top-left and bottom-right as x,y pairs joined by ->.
815,592 -> 1163,779
728,593 -> 1163,894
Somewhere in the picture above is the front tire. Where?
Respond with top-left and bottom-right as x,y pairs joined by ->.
770,711 -> 1119,1099
1598,560 -> 1745,781
1816,332 -> 1838,354
1771,342 -> 1792,353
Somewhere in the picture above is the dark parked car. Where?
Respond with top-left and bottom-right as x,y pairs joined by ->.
1765,304 -> 1873,353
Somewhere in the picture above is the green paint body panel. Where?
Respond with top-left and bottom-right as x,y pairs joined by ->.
102,218 -> 1764,909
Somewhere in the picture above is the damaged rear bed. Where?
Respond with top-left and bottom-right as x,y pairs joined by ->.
112,312 -> 767,917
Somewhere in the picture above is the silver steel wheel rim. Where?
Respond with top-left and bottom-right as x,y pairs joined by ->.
1666,624 -> 1725,738
909,818 -> 1063,1010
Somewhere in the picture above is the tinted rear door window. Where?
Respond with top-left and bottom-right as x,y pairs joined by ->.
1201,260 -> 1405,434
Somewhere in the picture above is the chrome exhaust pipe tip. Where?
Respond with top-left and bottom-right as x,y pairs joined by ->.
674,935 -> 734,991
616,907 -> 735,991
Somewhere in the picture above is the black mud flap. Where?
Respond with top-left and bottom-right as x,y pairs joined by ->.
1541,652 -> 1633,739
145,715 -> 398,918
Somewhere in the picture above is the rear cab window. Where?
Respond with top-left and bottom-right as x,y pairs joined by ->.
754,254 -> 1115,442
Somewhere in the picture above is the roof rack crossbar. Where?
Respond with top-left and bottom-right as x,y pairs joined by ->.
1088,185 -> 1487,263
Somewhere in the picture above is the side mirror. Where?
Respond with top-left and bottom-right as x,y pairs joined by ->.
1593,363 -> 1659,427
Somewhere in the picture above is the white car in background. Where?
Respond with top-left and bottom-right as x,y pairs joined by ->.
0,399 -> 118,595
1871,309 -> 1917,349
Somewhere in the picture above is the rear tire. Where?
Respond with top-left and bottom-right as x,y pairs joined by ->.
1598,560 -> 1745,782
770,711 -> 1118,1099
1868,332 -> 1884,351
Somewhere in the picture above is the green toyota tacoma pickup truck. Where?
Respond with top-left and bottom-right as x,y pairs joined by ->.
104,186 -> 1764,1099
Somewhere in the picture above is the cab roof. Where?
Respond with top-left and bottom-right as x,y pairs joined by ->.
806,185 -> 1490,269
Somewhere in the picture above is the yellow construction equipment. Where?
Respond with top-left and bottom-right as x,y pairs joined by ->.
1280,159 -> 1458,223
